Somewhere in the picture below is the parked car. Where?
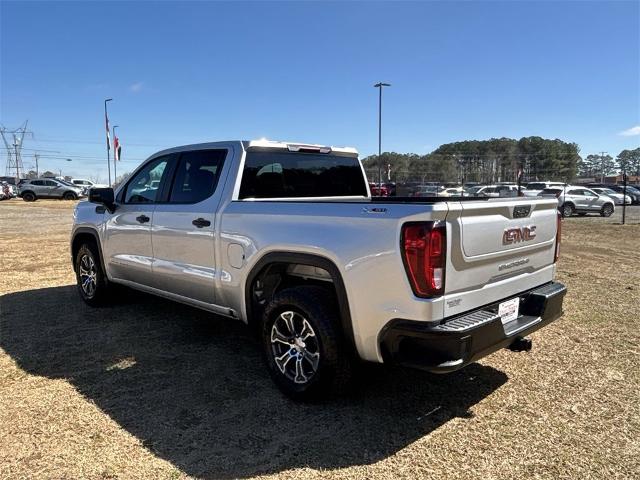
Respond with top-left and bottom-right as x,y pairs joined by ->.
71,139 -> 566,400
369,182 -> 389,196
523,181 -> 566,197
543,186 -> 615,217
1,181 -> 16,199
18,178 -> 85,201
71,178 -> 109,192
438,186 -> 467,197
412,185 -> 441,197
590,187 -> 632,205
600,184 -> 640,205
471,185 -> 519,197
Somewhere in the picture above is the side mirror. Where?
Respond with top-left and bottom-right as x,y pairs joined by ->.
89,187 -> 116,212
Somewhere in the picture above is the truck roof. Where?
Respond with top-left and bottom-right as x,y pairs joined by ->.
151,139 -> 358,159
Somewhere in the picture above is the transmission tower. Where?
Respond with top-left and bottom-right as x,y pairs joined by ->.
1,120 -> 30,181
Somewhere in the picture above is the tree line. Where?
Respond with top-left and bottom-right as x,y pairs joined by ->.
362,137 -> 638,184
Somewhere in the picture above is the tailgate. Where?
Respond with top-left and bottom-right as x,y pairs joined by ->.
443,197 -> 559,316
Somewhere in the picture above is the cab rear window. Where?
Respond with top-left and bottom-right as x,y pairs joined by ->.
239,151 -> 367,199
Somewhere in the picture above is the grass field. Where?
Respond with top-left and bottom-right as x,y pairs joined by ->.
1,198 -> 639,479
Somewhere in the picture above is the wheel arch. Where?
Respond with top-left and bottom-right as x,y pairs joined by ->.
71,227 -> 106,274
244,251 -> 356,355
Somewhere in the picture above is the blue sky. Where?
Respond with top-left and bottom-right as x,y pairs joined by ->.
1,0 -> 639,181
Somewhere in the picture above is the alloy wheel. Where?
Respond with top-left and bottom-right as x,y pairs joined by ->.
79,254 -> 98,297
270,311 -> 320,384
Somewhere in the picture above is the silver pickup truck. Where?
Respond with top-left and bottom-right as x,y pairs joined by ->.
71,139 -> 566,400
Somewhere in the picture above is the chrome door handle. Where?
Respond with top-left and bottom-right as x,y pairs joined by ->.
192,218 -> 211,228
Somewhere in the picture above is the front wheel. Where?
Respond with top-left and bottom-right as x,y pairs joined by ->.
63,191 -> 77,200
262,286 -> 352,401
75,243 -> 112,306
601,204 -> 614,217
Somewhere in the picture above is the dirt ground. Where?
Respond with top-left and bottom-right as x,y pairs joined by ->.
1,198 -> 638,480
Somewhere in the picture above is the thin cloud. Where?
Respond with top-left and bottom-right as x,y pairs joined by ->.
619,125 -> 640,136
129,82 -> 144,93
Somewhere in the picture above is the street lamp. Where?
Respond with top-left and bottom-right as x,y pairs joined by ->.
104,98 -> 113,185
374,82 -> 391,187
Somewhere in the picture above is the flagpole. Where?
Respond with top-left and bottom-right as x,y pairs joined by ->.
104,98 -> 113,186
112,125 -> 119,185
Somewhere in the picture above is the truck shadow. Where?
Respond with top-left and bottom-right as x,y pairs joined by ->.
1,285 -> 507,479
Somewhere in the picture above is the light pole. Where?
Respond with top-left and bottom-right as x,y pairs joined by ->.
374,82 -> 391,187
112,125 -> 119,183
104,98 -> 113,185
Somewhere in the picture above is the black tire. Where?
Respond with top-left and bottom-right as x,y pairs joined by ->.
63,191 -> 77,200
74,242 -> 112,306
601,203 -> 614,217
262,286 -> 352,401
561,203 -> 574,218
22,191 -> 36,202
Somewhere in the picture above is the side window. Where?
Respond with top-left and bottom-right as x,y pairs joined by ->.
584,190 -> 597,197
44,180 -> 58,186
31,180 -> 43,186
169,149 -> 226,203
124,156 -> 170,204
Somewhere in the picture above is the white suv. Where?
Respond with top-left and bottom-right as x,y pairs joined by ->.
539,186 -> 615,217
71,179 -> 109,192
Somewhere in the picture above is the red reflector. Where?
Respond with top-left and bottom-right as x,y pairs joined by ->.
401,222 -> 446,297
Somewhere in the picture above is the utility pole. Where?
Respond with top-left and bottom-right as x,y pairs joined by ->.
374,82 -> 391,188
34,153 -> 39,177
13,142 -> 20,181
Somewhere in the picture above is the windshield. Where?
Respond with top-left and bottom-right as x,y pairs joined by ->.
239,150 -> 367,199
57,179 -> 76,187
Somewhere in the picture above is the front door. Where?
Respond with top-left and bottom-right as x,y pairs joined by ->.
150,148 -> 229,304
103,154 -> 173,286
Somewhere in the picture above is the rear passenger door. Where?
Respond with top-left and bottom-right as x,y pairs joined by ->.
150,148 -> 229,305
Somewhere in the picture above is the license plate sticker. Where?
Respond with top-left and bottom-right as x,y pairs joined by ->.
499,297 -> 520,324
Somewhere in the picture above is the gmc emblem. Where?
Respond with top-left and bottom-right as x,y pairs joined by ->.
503,226 -> 537,244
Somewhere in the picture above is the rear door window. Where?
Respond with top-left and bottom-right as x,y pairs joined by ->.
169,149 -> 226,203
239,150 -> 367,199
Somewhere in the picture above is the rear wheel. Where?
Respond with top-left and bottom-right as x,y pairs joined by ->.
63,191 -> 77,200
601,203 -> 614,217
22,191 -> 36,202
561,203 -> 574,217
75,243 -> 112,306
262,286 -> 352,401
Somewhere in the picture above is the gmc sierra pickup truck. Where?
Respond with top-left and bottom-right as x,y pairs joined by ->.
71,139 -> 566,400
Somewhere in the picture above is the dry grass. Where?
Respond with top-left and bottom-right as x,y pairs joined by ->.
0,198 -> 638,479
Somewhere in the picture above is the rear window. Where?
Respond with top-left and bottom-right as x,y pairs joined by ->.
239,151 -> 367,199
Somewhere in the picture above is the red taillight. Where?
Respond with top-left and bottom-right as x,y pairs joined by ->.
401,222 -> 446,297
554,212 -> 562,263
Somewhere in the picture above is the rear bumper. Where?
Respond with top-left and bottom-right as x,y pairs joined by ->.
379,281 -> 567,373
